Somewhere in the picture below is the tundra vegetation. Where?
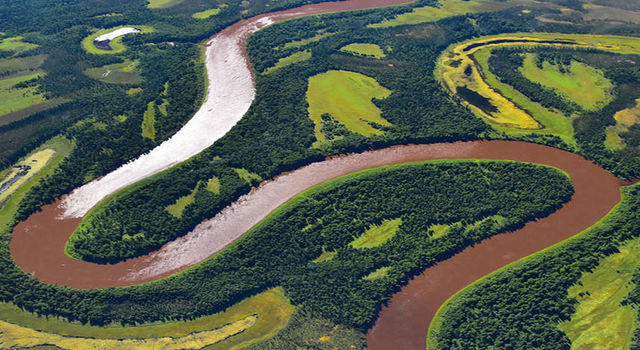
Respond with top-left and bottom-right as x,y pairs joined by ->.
427,183 -> 640,350
2,0 -> 640,348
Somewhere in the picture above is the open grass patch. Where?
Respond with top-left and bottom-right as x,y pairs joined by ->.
363,266 -> 391,280
165,186 -> 197,218
307,70 -> 391,145
313,249 -> 336,263
282,31 -> 335,50
520,53 -> 613,111
206,176 -> 221,194
339,43 -> 386,58
557,237 -> 640,350
0,54 -> 47,76
0,72 -> 47,118
142,101 -> 156,140
147,0 -> 184,9
192,7 -> 222,19
127,87 -> 142,95
0,287 -> 294,350
234,168 -> 262,184
0,36 -> 38,54
81,25 -> 153,55
84,59 -> 142,84
263,50 -> 311,74
369,0 -> 533,28
437,33 -> 640,143
349,218 -> 402,249
605,98 -> 640,150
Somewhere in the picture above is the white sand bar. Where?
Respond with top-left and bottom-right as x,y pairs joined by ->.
94,27 -> 141,42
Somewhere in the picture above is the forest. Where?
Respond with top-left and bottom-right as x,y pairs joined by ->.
429,182 -> 640,350
0,160 -> 572,329
2,0 -> 640,347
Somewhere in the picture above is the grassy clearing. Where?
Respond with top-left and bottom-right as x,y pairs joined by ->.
430,223 -> 453,239
283,32 -> 335,50
0,72 -> 47,117
147,0 -> 184,9
192,7 -> 221,19
166,187 -> 197,217
263,50 -> 311,74
557,237 -> 640,350
84,59 -> 142,84
127,87 -> 142,94
0,149 -> 56,205
0,287 -> 294,350
363,266 -> 391,280
369,0 -> 532,28
234,168 -> 263,184
0,136 -> 73,233
313,249 -> 336,263
0,54 -> 47,76
437,33 -> 640,142
520,53 -> 613,111
142,101 -> 156,140
349,218 -> 402,249
605,98 -> 640,150
339,43 -> 386,58
474,48 -> 575,144
81,25 -> 153,55
307,70 -> 391,145
206,176 -> 221,194
0,36 -> 38,54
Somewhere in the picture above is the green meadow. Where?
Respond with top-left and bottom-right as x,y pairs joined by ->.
263,50 -> 311,74
339,43 -> 386,58
306,70 -> 391,145
0,72 -> 47,117
349,218 -> 402,249
192,7 -> 221,19
142,101 -> 156,140
558,237 -> 640,350
520,53 -> 613,111
0,36 -> 38,54
84,59 -> 142,84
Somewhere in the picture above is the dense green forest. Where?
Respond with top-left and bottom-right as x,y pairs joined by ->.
61,7 -> 551,262
428,182 -> 640,350
2,0 -> 640,347
0,161 -> 572,330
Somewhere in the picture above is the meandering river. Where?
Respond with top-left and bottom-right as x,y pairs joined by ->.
8,0 -> 630,348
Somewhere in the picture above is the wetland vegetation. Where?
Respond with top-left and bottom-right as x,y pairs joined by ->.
3,0 -> 640,348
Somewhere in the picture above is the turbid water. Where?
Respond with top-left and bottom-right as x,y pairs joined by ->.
7,0 -> 628,348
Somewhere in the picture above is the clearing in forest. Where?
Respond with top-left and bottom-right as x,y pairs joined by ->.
263,50 -> 311,74
0,72 -> 47,117
340,43 -> 386,58
605,98 -> 640,150
558,237 -> 640,350
84,59 -> 142,84
147,0 -> 184,9
368,0 -> 534,28
349,218 -> 402,249
519,53 -> 613,111
306,70 -> 391,145
437,33 -> 640,142
0,36 -> 38,54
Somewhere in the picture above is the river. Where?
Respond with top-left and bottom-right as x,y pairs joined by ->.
8,0 -> 628,349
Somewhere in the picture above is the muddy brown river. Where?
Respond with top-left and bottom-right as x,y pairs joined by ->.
7,0 -> 630,349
